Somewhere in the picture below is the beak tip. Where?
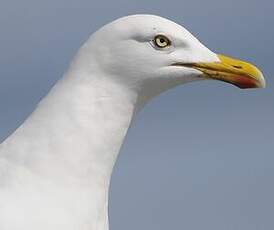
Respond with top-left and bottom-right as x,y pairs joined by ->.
256,72 -> 266,89
237,74 -> 266,89
261,76 -> 266,89
216,54 -> 266,90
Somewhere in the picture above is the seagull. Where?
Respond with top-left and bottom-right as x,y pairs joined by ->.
0,15 -> 265,230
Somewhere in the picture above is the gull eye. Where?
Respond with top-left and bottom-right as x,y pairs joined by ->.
153,35 -> 171,48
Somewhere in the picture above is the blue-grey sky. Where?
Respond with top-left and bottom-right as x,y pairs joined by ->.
0,0 -> 273,229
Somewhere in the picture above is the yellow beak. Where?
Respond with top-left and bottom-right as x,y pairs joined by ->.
180,54 -> 265,89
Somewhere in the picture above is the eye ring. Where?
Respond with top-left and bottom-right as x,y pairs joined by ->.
153,35 -> 171,48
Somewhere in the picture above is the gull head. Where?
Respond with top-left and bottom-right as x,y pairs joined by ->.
77,15 -> 265,104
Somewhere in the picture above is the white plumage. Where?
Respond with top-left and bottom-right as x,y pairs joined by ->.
0,15 -> 264,230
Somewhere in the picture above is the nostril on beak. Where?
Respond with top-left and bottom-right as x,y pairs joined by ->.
232,65 -> 243,69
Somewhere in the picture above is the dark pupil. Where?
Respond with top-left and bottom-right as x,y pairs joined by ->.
160,38 -> 165,43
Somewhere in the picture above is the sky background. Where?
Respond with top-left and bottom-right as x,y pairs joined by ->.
0,0 -> 273,229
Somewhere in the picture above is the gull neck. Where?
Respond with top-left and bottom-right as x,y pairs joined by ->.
1,67 -> 139,229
